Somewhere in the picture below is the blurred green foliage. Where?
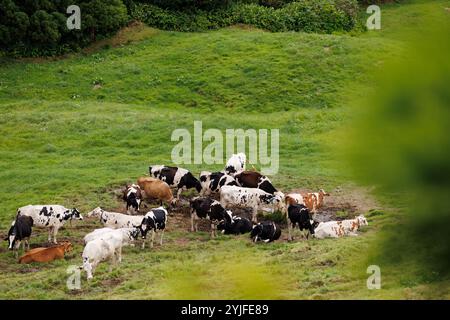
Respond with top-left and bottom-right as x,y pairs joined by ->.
345,17 -> 450,275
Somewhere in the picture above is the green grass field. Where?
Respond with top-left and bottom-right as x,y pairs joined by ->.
0,0 -> 449,299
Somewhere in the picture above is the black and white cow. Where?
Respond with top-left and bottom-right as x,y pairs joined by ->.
149,165 -> 201,200
250,221 -> 281,243
220,185 -> 284,223
17,205 -> 83,244
5,215 -> 33,257
123,184 -> 142,214
225,153 -> 246,176
217,214 -> 253,235
139,207 -> 168,249
190,197 -> 232,238
199,171 -> 238,196
287,204 -> 317,241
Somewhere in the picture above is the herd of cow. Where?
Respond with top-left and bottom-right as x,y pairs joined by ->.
4,153 -> 368,279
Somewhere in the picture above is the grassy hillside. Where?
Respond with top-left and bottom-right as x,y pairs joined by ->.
0,0 -> 449,299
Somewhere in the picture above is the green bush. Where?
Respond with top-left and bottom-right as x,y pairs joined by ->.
0,0 -> 128,57
131,0 -> 359,33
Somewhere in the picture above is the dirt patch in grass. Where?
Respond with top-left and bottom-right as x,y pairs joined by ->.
289,185 -> 380,222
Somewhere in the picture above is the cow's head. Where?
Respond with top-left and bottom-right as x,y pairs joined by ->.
250,223 -> 263,239
5,225 -> 17,250
130,228 -> 140,240
86,207 -> 102,218
71,208 -> 83,220
60,241 -> 73,253
310,219 -> 320,230
357,215 -> 368,226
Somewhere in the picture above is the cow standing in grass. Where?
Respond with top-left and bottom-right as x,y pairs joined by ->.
5,215 -> 33,258
220,185 -> 283,223
190,197 -> 232,238
225,153 -> 246,176
123,184 -> 142,214
149,165 -> 201,200
16,205 -> 82,244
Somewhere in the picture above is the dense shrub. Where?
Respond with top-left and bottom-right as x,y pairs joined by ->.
0,0 -> 128,57
131,0 -> 359,33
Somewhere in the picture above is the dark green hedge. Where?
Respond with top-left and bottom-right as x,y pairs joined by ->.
131,0 -> 360,33
0,0 -> 128,57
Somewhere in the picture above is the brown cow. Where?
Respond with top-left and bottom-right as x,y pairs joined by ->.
137,176 -> 174,206
18,241 -> 72,264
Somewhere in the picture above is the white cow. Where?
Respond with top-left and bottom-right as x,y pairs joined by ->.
81,238 -> 117,280
314,215 -> 368,239
17,205 -> 83,243
220,185 -> 283,222
86,207 -> 144,229
225,153 -> 246,176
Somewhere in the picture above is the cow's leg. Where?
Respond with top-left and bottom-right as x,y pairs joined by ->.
151,230 -> 155,248
176,187 -> 183,200
13,241 -> 20,258
190,212 -> 195,232
160,229 -> 164,246
252,208 -> 258,223
52,227 -> 59,244
141,238 -> 146,250
210,222 -> 215,238
117,247 -> 123,263
48,227 -> 53,243
288,222 -> 293,241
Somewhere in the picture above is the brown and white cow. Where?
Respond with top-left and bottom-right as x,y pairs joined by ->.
302,189 -> 329,213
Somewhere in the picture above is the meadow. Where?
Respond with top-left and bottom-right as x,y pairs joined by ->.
0,0 -> 449,299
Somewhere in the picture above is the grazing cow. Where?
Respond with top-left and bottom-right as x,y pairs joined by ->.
149,165 -> 201,200
217,214 -> 253,235
220,185 -> 283,222
137,176 -> 174,206
5,215 -> 33,257
123,184 -> 142,214
18,242 -> 72,263
313,221 -> 346,239
302,189 -> 329,213
190,197 -> 232,237
225,153 -> 246,176
85,228 -> 139,264
87,207 -> 145,229
286,204 -> 317,241
140,207 -> 168,249
17,205 -> 83,244
250,221 -> 281,243
81,238 -> 117,280
199,171 -> 237,196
